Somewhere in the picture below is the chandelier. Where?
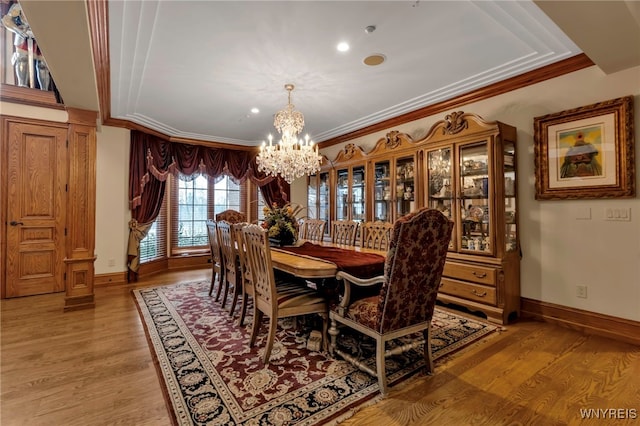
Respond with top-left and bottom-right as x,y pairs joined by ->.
257,84 -> 322,183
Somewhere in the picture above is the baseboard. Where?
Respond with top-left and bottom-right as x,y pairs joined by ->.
521,298 -> 640,346
94,272 -> 127,286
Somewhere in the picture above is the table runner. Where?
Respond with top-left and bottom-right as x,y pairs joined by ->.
277,241 -> 385,278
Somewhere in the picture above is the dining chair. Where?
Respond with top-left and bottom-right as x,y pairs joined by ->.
328,208 -> 453,395
233,222 -> 253,327
215,209 -> 246,224
360,221 -> 394,251
216,220 -> 243,316
331,220 -> 359,246
300,219 -> 326,243
205,219 -> 224,298
242,224 -> 329,364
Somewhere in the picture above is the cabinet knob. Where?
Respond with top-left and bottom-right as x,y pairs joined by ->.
472,271 -> 487,278
471,289 -> 487,297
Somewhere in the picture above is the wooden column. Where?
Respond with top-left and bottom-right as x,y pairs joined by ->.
64,107 -> 97,311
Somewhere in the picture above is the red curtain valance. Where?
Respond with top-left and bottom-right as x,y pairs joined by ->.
129,130 -> 287,212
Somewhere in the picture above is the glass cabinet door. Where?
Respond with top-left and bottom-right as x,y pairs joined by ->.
395,156 -> 415,218
351,165 -> 366,222
318,171 -> 330,237
427,147 -> 454,248
307,174 -> 317,217
373,160 -> 391,222
336,168 -> 349,221
459,142 -> 491,254
503,142 -> 517,252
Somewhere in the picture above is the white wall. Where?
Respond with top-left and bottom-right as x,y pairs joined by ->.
94,126 -> 130,274
304,65 -> 640,321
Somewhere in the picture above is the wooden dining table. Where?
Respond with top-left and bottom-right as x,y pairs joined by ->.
269,240 -> 386,280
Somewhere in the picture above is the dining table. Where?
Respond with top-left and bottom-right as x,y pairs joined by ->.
269,239 -> 387,280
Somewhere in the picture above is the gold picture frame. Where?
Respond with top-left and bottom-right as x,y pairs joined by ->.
534,96 -> 635,200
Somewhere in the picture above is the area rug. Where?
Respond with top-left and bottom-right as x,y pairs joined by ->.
133,280 -> 498,425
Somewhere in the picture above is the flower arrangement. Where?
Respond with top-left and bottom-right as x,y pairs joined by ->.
261,203 -> 303,246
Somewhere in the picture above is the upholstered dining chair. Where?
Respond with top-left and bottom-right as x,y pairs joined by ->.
206,219 -> 224,298
300,219 -> 326,243
216,220 -> 243,317
328,208 -> 453,396
242,224 -> 329,364
360,221 -> 394,251
233,222 -> 253,327
215,209 -> 246,224
331,220 -> 359,246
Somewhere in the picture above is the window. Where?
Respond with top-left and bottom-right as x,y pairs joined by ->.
213,175 -> 241,216
170,174 -> 245,256
138,174 -> 247,263
139,195 -> 167,263
177,175 -> 209,247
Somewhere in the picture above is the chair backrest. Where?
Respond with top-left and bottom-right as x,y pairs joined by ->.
215,209 -> 246,224
242,224 -> 277,311
206,219 -> 222,266
301,219 -> 326,243
233,222 -> 252,289
331,220 -> 359,246
376,208 -> 453,333
216,221 -> 239,282
360,221 -> 394,251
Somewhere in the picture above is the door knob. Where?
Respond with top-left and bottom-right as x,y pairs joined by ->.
9,220 -> 24,226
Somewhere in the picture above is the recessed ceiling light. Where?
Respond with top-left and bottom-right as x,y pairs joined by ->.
337,42 -> 350,52
251,107 -> 259,114
363,54 -> 386,66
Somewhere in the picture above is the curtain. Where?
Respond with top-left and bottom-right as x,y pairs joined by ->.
127,130 -> 290,281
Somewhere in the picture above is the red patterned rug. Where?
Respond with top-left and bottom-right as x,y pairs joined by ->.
133,281 -> 498,425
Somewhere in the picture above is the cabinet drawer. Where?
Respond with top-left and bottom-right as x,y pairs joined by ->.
440,278 -> 497,305
443,262 -> 498,286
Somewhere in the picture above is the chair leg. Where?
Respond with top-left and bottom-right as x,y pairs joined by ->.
375,337 -> 388,396
250,308 -> 263,347
328,317 -> 339,357
220,278 -> 230,309
319,312 -> 328,352
229,280 -> 240,317
423,325 -> 434,374
214,268 -> 225,302
263,314 -> 278,364
238,290 -> 249,326
208,270 -> 215,296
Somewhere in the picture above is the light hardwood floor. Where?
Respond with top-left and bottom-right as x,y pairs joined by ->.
2,269 -> 638,425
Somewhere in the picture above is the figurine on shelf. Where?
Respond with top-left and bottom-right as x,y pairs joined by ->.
404,186 -> 413,200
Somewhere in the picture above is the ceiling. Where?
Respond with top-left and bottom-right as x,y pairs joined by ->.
16,1 -> 640,148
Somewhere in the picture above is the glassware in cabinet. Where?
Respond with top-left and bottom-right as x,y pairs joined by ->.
459,142 -> 491,255
503,142 -> 517,252
395,156 -> 415,217
373,160 -> 391,222
427,147 -> 454,248
335,165 -> 366,223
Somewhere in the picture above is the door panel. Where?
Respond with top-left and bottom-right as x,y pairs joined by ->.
5,121 -> 67,297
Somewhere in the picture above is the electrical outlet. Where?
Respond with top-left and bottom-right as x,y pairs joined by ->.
108,258 -> 116,267
605,208 -> 631,221
576,285 -> 588,298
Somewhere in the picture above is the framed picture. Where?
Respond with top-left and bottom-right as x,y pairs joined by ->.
534,96 -> 635,200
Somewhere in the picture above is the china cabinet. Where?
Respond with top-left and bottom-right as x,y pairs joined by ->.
332,144 -> 367,223
422,112 -> 519,324
320,112 -> 520,324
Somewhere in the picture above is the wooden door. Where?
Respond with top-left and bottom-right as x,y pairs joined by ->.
4,120 -> 67,297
